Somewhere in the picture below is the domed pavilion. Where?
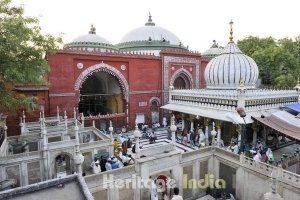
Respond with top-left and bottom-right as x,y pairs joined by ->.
162,20 -> 300,150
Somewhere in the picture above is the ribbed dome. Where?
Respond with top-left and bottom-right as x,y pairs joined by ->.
117,14 -> 187,53
202,40 -> 224,59
204,41 -> 259,89
64,25 -> 117,51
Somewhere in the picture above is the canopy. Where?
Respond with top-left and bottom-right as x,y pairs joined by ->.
252,114 -> 300,142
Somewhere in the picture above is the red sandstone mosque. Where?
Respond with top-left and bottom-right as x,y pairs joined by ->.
7,14 -> 222,134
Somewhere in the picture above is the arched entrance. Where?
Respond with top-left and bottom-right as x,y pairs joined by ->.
150,98 -> 160,125
174,74 -> 191,89
55,154 -> 72,178
79,71 -> 123,116
74,63 -> 129,128
171,69 -> 193,89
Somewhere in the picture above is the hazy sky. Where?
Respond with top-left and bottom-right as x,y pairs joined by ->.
11,0 -> 300,52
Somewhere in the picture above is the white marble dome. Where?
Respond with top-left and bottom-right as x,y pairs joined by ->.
202,40 -> 224,59
204,41 -> 259,89
117,14 -> 186,53
64,25 -> 117,51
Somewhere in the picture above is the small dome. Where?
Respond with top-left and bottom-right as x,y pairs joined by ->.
204,21 -> 259,89
64,25 -> 117,51
117,14 -> 187,53
204,41 -> 259,89
202,40 -> 224,59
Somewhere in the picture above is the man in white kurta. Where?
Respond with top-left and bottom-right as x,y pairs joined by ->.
150,180 -> 158,200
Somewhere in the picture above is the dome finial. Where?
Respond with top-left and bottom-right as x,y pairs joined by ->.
229,20 -> 234,42
89,24 -> 96,34
145,12 -> 155,26
211,40 -> 218,48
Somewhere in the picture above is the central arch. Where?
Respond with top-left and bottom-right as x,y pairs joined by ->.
74,62 -> 129,101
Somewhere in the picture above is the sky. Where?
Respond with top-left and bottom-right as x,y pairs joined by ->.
11,0 -> 300,52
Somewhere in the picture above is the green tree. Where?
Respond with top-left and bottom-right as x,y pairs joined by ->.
0,0 -> 61,112
237,36 -> 300,88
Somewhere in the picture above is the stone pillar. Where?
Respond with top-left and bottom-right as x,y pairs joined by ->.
22,111 -> 26,134
211,122 -> 217,146
41,121 -> 48,181
134,123 -> 142,159
19,117 -> 24,135
192,161 -> 200,197
235,166 -> 245,199
92,120 -> 95,128
252,123 -> 258,146
109,121 -> 114,157
170,115 -> 177,149
204,119 -> 209,146
57,106 -> 60,122
74,120 -> 84,174
4,125 -> 7,139
21,161 -> 28,186
216,121 -> 222,147
181,114 -> 185,130
64,111 -> 68,131
190,120 -> 194,132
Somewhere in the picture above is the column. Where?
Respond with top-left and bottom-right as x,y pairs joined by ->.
204,119 -> 209,145
19,117 -> 24,135
181,114 -> 185,130
22,111 -> 26,135
41,121 -> 48,180
216,121 -> 222,147
74,119 -> 84,174
190,120 -> 194,132
134,123 -> 141,159
252,123 -> 258,146
170,115 -> 177,149
21,162 -> 28,186
109,121 -> 114,157
192,161 -> 200,197
57,106 -> 60,122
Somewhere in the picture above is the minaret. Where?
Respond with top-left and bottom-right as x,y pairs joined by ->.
262,170 -> 283,200
73,112 -> 84,175
41,119 -> 49,180
22,110 -> 26,135
108,120 -> 114,157
133,122 -> 142,159
170,115 -> 177,149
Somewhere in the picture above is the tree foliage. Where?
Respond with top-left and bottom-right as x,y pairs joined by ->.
237,36 -> 300,88
0,0 -> 62,112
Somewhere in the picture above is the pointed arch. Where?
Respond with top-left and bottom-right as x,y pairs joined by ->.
74,62 -> 129,101
170,68 -> 193,89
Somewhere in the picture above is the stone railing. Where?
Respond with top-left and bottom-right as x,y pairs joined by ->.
47,139 -> 76,150
240,155 -> 300,187
282,170 -> 300,186
85,165 -> 136,190
182,146 -> 212,159
242,156 -> 274,176
139,144 -> 174,157
214,147 -> 240,161
170,99 -> 238,111
80,140 -> 109,150
0,151 -> 41,164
